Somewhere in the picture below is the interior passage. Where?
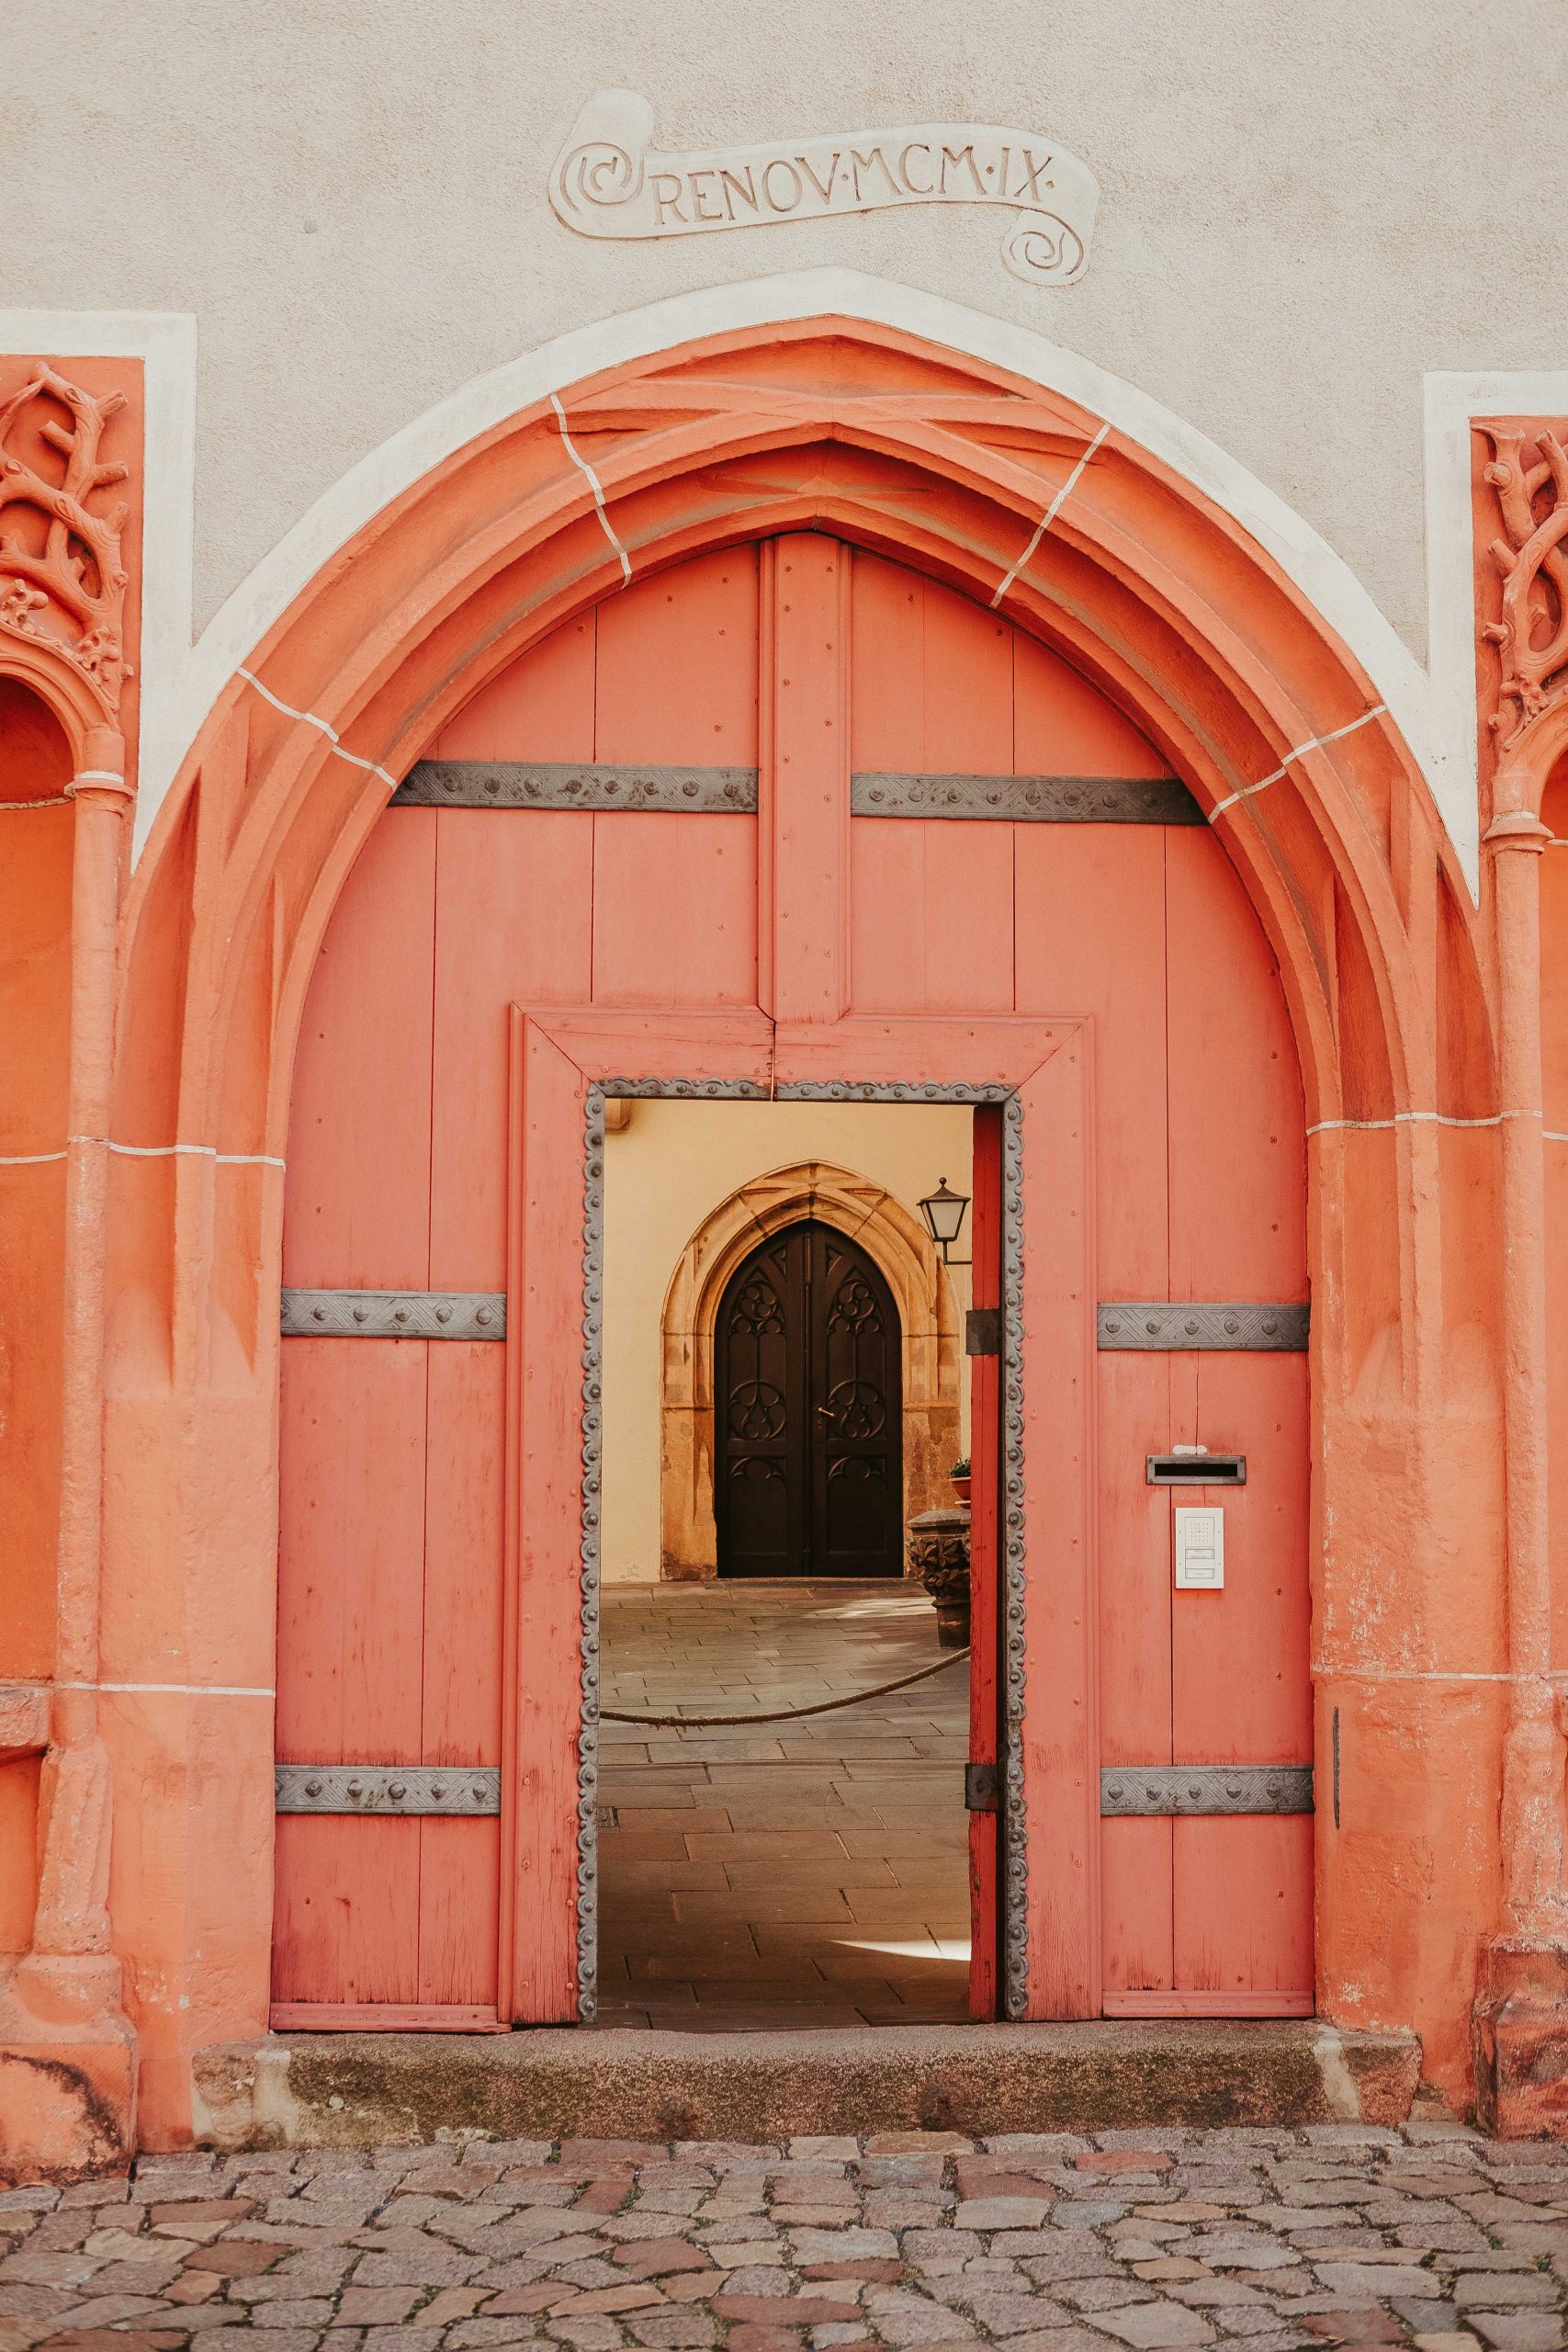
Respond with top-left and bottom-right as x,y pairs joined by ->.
597,1581 -> 970,2028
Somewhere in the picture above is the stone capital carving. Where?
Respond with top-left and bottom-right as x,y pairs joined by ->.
1476,423 -> 1568,759
0,362 -> 132,719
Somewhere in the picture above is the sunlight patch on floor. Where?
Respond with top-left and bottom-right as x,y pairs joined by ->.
837,1936 -> 971,1962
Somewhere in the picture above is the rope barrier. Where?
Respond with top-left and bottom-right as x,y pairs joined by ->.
600,1646 -> 971,1729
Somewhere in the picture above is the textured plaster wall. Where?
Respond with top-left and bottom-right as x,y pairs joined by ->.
9,0 -> 1566,647
602,1102 -> 973,1582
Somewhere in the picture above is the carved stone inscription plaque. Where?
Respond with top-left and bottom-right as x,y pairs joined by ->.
549,89 -> 1099,287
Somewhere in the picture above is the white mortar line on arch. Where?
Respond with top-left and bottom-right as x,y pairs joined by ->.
1307,1109 -> 1532,1136
990,420 -> 1109,609
1209,705 -> 1388,821
237,667 -> 399,791
17,287 -> 1568,894
0,1140 -> 285,1168
550,392 -> 633,583
1313,1664 -> 1513,1682
56,1680 -> 276,1699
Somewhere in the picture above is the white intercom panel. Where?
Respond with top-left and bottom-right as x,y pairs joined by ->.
1174,1505 -> 1224,1590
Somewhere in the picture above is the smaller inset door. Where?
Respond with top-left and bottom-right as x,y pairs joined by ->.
716,1220 -> 903,1577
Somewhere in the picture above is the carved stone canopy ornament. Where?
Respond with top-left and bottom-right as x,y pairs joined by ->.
1477,424 -> 1568,751
0,364 -> 131,718
549,89 -> 1099,287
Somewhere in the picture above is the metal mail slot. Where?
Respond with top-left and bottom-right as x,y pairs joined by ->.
276,1764 -> 501,1815
280,1289 -> 506,1340
1100,1764 -> 1313,1815
1147,1453 -> 1246,1485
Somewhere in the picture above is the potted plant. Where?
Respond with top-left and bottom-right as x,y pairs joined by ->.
949,1455 -> 971,1504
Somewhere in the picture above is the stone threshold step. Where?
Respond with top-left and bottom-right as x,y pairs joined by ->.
193,2019 -> 1421,2150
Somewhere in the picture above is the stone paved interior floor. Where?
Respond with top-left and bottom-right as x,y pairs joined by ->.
597,1581 -> 971,2030
6,2125 -> 1566,2352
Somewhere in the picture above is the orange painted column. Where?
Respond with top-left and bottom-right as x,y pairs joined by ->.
1,730 -> 138,2170
1475,780 -> 1568,2132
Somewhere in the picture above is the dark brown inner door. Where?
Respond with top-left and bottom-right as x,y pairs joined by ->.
716,1220 -> 904,1578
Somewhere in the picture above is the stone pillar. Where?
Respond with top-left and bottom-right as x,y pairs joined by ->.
1473,788 -> 1568,2134
908,1505 -> 972,1648
0,734 -> 137,2179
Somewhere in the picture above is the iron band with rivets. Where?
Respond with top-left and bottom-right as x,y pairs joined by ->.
1100,1765 -> 1313,1815
275,1765 -> 501,1815
391,760 -> 759,812
852,771 -> 1203,824
1097,1301 -> 1309,1351
279,1289 -> 507,1339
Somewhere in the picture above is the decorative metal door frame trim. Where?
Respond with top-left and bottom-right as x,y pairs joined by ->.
579,1076 -> 1029,2022
1098,1301 -> 1309,1351
392,760 -> 759,813
276,1764 -> 502,1814
851,772 -> 1202,824
279,1289 -> 507,1339
1100,1764 -> 1313,1815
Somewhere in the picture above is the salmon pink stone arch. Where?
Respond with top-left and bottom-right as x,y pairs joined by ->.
107,313 -> 1505,2139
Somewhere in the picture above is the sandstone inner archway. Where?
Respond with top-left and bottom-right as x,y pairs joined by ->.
659,1159 -> 964,1580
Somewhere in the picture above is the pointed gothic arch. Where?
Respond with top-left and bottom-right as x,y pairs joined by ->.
100,308 -> 1508,2131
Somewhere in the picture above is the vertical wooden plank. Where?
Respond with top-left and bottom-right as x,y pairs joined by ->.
506,1017 -> 589,2020
767,534 -> 850,1023
1012,630 -> 1168,778
425,784 -> 595,2007
276,804 -> 437,2008
1014,825 -> 1174,2006
417,1342 -> 505,2007
274,1339 -> 427,2005
849,550 -> 1012,772
284,809 -> 435,1288
1017,1034 -> 1100,2016
429,810 -> 593,1291
593,546 -> 760,763
429,593 -> 601,1292
433,609 -> 596,760
591,814 -> 756,1006
851,822 -> 1014,1014
1096,1352 -> 1176,2000
968,1106 -> 1001,2018
848,548 -> 1013,1015
1166,830 -> 1307,1299
1165,828 -> 1311,2004
271,1817 -> 422,2005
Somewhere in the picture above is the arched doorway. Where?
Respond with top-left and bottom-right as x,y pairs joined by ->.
716,1218 -> 905,1580
657,1156 -> 962,1583
106,308 -> 1501,2121
268,523 -> 1309,2028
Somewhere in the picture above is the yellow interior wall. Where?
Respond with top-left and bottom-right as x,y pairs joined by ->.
603,1101 -> 975,1584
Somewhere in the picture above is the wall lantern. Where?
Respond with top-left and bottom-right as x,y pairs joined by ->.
918,1176 -> 971,1266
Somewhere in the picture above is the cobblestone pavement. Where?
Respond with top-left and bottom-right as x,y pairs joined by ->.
5,2125 -> 1568,2352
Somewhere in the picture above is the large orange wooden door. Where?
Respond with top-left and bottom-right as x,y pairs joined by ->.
276,530 -> 1309,2026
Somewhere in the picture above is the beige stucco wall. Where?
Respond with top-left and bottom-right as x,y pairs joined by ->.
602,1100 -> 973,1582
11,1 -> 1565,653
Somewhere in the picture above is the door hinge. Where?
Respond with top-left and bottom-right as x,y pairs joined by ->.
964,1760 -> 1001,1812
965,1306 -> 1002,1357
